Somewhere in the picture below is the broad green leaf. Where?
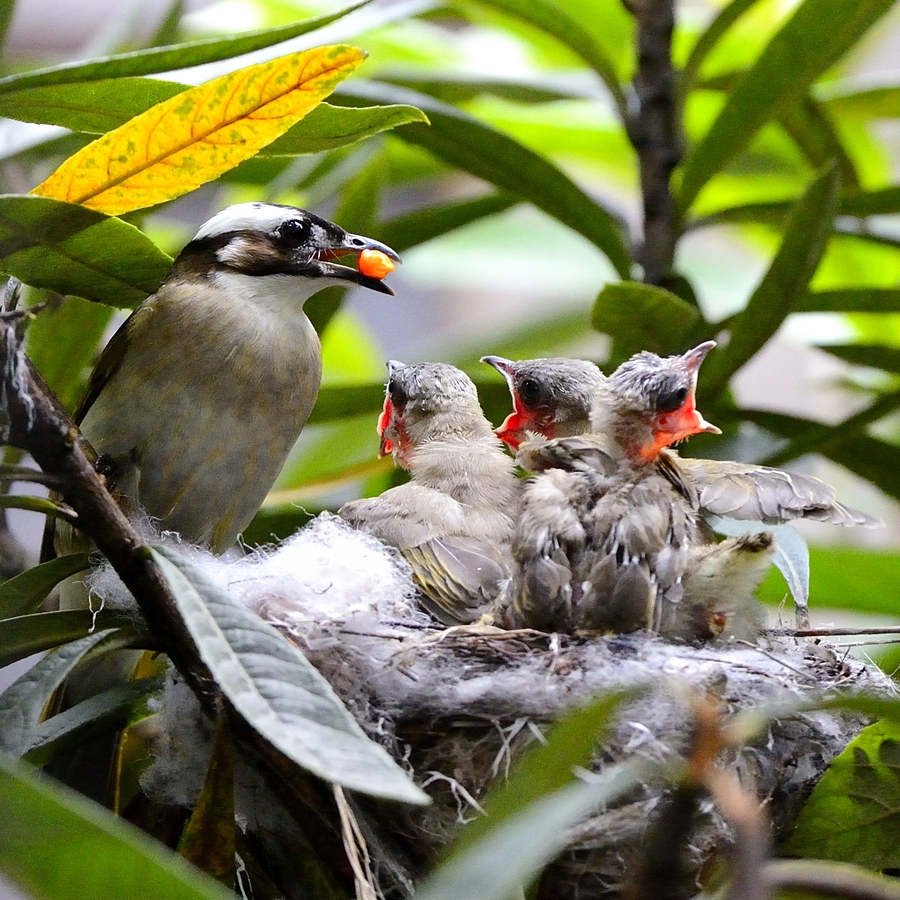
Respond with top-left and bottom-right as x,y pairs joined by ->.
0,754 -> 234,900
32,45 -> 366,215
798,288 -> 900,313
26,295 -> 114,408
0,553 -> 91,619
818,343 -> 900,373
150,546 -> 428,805
0,2 -> 368,92
0,609 -> 135,669
698,164 -> 839,402
781,719 -> 900,867
378,191 -> 520,253
0,78 -> 427,158
0,195 -> 171,306
757,545 -> 900,617
24,675 -> 165,766
342,82 -> 633,277
0,628 -> 139,757
679,0 -> 896,208
177,712 -> 235,887
592,281 -> 702,366
415,762 -> 645,900
467,0 -> 627,116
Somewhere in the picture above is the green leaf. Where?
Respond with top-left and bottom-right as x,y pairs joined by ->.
177,712 -> 235,887
781,719 -> 900,867
0,609 -> 135,669
0,553 -> 91,619
0,628 -> 140,757
467,0 -> 627,117
380,72 -> 580,106
0,195 -> 171,307
0,754 -> 235,900
378,192 -> 520,253
678,0 -> 896,208
818,343 -> 900,373
460,690 -> 638,851
797,288 -> 900,313
0,494 -> 75,519
592,281 -> 702,366
343,83 -> 633,278
307,383 -> 386,425
698,164 -> 840,402
150,546 -> 429,805
679,0 -> 764,99
24,675 -> 165,767
0,2 -> 369,92
416,762 -> 645,900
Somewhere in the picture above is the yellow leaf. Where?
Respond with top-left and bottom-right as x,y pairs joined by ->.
31,44 -> 366,216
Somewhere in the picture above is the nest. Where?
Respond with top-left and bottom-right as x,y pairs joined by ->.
115,516 -> 893,898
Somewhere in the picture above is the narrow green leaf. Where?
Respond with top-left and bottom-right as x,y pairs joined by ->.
0,628 -> 139,757
460,690 -> 638,851
592,281 -> 702,367
24,674 -> 165,766
416,762 -> 646,900
177,712 -> 235,887
797,288 -> 900,313
0,754 -> 234,900
0,553 -> 91,619
0,2 -> 368,92
781,719 -> 900,867
0,609 -> 135,669
150,546 -> 429,805
342,83 -> 633,277
307,383 -> 386,425
0,195 -> 171,306
467,0 -> 627,116
0,494 -> 74,519
378,192 -> 520,253
698,164 -> 840,402
679,0 -> 896,208
818,344 -> 900,373
679,0 -> 764,99
821,84 -> 900,120
381,72 -> 580,105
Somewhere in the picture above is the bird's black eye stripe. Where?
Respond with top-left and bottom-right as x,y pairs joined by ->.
656,385 -> 689,413
388,381 -> 409,408
277,218 -> 310,245
518,376 -> 547,406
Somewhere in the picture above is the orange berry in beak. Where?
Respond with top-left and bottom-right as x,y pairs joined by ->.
358,249 -> 396,279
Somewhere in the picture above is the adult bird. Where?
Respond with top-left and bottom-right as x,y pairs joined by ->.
482,354 -> 878,528
339,361 -> 519,625
507,343 -> 775,639
47,202 -> 400,560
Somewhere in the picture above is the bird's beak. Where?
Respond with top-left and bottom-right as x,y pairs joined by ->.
653,341 -> 721,450
378,360 -> 407,456
313,233 -> 401,295
682,340 -> 717,374
480,356 -> 528,449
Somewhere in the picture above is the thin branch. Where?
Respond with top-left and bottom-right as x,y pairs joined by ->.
627,0 -> 681,287
763,860 -> 900,900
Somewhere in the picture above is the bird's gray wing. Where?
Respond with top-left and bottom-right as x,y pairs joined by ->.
677,456 -> 881,526
516,434 -> 618,476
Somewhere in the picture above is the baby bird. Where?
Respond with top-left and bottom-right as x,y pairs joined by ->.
339,361 -> 520,625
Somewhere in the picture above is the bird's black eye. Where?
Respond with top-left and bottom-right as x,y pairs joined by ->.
277,218 -> 310,245
518,377 -> 547,407
656,385 -> 689,413
388,381 -> 408,409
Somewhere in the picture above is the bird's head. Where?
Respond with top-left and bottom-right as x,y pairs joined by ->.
481,356 -> 606,449
377,361 -> 490,467
180,202 -> 400,296
593,341 -> 721,463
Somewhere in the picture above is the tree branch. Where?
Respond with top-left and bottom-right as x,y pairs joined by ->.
627,0 -> 681,287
